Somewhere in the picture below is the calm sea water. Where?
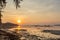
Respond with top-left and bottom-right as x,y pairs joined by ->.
9,26 -> 60,38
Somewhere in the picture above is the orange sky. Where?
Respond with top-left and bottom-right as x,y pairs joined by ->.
2,0 -> 60,24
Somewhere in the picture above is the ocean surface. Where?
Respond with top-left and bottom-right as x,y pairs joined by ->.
9,26 -> 60,39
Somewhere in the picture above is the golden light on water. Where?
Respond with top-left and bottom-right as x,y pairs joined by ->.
14,26 -> 20,33
17,26 -> 21,30
9,26 -> 21,33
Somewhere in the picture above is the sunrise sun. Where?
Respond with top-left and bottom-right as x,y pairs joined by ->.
17,20 -> 21,23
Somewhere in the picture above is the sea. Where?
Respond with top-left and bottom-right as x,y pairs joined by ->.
8,26 -> 60,39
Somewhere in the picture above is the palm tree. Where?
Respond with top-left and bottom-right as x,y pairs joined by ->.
0,0 -> 23,26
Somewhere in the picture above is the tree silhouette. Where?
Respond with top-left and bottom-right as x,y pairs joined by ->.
0,0 -> 23,26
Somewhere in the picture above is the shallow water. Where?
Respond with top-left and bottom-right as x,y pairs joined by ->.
9,26 -> 60,39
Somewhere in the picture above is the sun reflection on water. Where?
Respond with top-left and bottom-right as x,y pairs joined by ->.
14,26 -> 21,33
8,26 -> 21,33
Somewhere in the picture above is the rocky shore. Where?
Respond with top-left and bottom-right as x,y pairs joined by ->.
0,29 -> 60,40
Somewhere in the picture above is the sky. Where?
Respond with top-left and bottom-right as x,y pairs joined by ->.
2,0 -> 60,24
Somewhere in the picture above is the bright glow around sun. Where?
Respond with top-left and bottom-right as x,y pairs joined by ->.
17,20 -> 21,23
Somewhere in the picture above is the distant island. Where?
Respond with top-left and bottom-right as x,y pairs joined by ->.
0,22 -> 60,29
0,22 -> 18,29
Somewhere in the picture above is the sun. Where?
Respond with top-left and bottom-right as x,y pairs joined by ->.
17,20 -> 21,23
